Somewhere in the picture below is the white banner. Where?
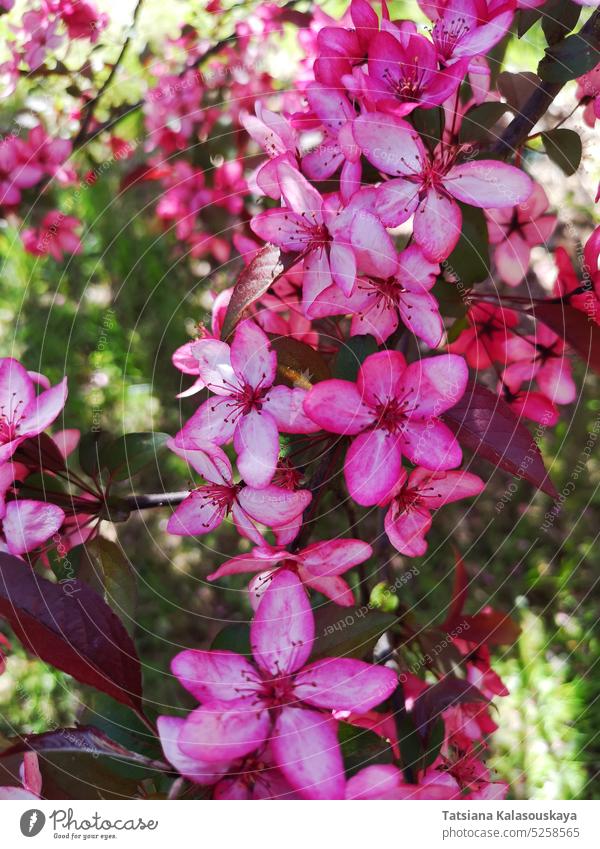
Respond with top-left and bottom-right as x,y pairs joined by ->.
0,800 -> 599,848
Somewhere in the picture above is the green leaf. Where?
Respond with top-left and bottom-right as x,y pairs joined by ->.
431,278 -> 469,320
541,0 -> 581,46
518,7 -> 543,38
103,431 -> 170,481
541,128 -> 582,176
538,31 -> 600,83
334,334 -> 378,382
78,429 -> 111,478
446,204 -> 490,285
446,314 -> 469,343
411,107 -> 443,151
459,102 -> 511,144
338,722 -> 393,776
311,603 -> 395,661
79,537 -> 137,633
211,623 -> 252,658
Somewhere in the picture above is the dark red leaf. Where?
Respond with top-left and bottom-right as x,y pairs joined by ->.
533,300 -> 600,376
0,552 -> 143,713
442,380 -> 558,498
0,726 -> 165,770
444,547 -> 468,627
220,244 -> 299,341
448,609 -> 521,647
270,336 -> 330,388
413,676 -> 488,737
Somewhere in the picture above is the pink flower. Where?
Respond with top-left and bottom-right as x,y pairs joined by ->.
312,245 -> 443,347
424,0 -> 515,65
0,137 -> 45,206
364,30 -> 467,116
166,441 -> 311,547
207,537 -> 373,607
487,183 -> 557,287
353,111 -> 532,261
25,125 -> 75,184
448,303 -> 519,369
51,0 -> 108,42
166,570 -> 397,799
250,162 -> 396,310
576,62 -> 600,127
0,358 -> 68,464
242,102 -> 299,199
346,764 -> 461,799
383,467 -> 484,556
304,351 -> 468,505
20,10 -> 63,70
502,323 -> 576,407
22,211 -> 82,261
176,319 -> 319,488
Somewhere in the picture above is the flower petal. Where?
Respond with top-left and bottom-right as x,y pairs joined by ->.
294,658 -> 397,712
4,500 -> 64,555
179,700 -> 271,764
303,379 -> 374,434
231,320 -> 277,389
345,428 -> 403,506
171,649 -> 261,702
444,160 -> 533,208
157,716 -> 229,784
235,410 -> 279,489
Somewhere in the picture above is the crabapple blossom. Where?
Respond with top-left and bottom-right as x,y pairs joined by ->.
207,537 -> 373,607
304,351 -> 469,504
22,211 -> 82,261
167,570 -> 397,799
502,324 -> 576,407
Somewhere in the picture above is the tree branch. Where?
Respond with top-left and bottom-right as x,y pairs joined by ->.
494,9 -> 600,156
124,491 -> 189,509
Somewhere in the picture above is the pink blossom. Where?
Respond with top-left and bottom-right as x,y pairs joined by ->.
20,10 -> 63,70
166,441 -> 311,547
207,537 -> 373,607
176,320 -> 319,488
487,183 -> 557,287
1,498 -> 65,556
25,125 -> 75,184
0,137 -> 45,206
22,211 -> 82,261
166,570 -> 397,799
250,162 -> 396,310
448,303 -> 519,369
576,62 -> 600,127
304,351 -> 468,505
50,0 -> 108,42
423,0 -> 515,65
383,467 -> 485,556
172,289 -> 232,398
502,323 -> 576,407
346,764 -> 461,799
364,30 -> 467,116
242,102 -> 299,198
353,111 -> 532,261
0,358 -> 68,464
312,245 -> 443,347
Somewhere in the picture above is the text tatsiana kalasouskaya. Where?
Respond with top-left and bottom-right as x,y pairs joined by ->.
442,811 -> 577,822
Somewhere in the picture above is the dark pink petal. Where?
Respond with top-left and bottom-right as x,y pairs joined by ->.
494,231 -> 531,287
250,569 -> 314,676
303,379 -> 374,434
350,212 -> 398,279
4,500 -> 64,555
278,160 -> 323,214
410,468 -> 485,506
537,358 -> 576,405
397,244 -> 439,293
271,706 -> 345,800
166,490 -> 226,536
384,503 -> 432,556
346,764 -> 403,799
263,386 -> 321,434
357,350 -> 407,407
250,208 -> 312,252
509,390 -> 559,426
294,658 -> 397,712
157,716 -> 229,784
399,290 -> 444,347
301,538 -> 373,576
0,357 -> 35,415
20,377 -> 68,437
304,574 -> 355,606
231,320 -> 277,389
353,112 -> 426,177
329,240 -> 357,296
399,419 -> 463,470
303,247 -> 333,313
444,161 -> 533,208
179,700 -> 271,764
171,649 -> 261,702
375,178 -> 420,227
345,428 -> 403,506
207,548 -> 287,581
237,484 -> 311,528
414,189 -> 462,262
235,410 -> 279,489
399,354 -> 468,417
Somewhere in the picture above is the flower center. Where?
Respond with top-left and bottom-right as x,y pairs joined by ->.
0,397 -> 25,445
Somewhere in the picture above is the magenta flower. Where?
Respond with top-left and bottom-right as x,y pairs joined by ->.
383,467 -> 484,556
353,111 -> 533,261
0,137 -> 45,206
425,0 -> 515,65
168,570 -> 397,799
0,358 -> 68,465
304,351 -> 468,505
241,102 -> 299,199
166,441 -> 311,547
346,763 -> 460,799
177,319 -> 319,489
207,537 -> 373,607
448,303 -> 519,369
313,245 -> 443,347
250,161 -> 396,309
502,324 -> 576,407
487,183 -> 557,287
365,30 -> 467,116
22,211 -> 82,261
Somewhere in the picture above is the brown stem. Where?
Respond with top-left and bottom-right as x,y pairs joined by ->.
493,9 -> 600,157
124,491 -> 189,509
